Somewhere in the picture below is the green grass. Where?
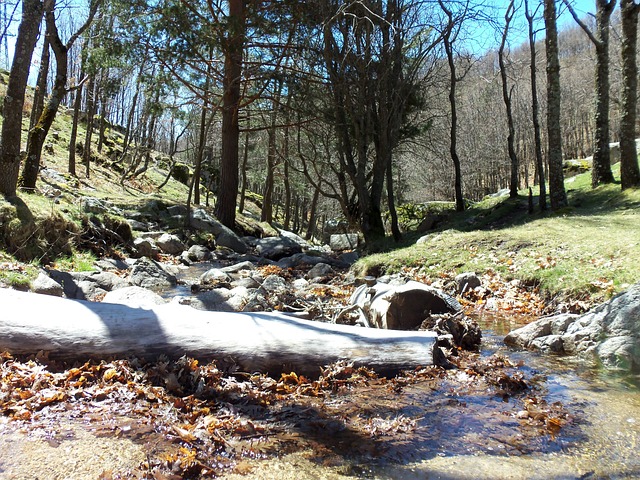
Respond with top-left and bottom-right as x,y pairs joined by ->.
355,164 -> 640,304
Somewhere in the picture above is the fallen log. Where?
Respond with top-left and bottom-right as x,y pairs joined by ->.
0,288 -> 438,376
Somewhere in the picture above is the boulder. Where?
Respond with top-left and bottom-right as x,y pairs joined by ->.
330,233 -> 358,251
349,280 -> 462,330
133,237 -> 158,258
156,233 -> 185,255
255,235 -> 303,260
102,286 -> 166,308
260,274 -> 288,293
191,209 -> 248,254
505,283 -> 640,371
455,272 -> 481,294
307,263 -> 333,280
46,270 -> 129,300
129,257 -> 177,289
187,245 -> 213,262
31,271 -> 64,297
200,268 -> 232,285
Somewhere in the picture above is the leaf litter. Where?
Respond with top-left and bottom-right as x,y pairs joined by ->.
0,269 -> 579,478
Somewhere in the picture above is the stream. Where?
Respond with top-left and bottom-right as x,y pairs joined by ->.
1,268 -> 639,479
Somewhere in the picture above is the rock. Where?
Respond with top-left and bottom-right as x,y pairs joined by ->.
200,268 -> 232,285
95,258 -> 130,271
191,209 -> 248,253
307,263 -> 333,280
156,233 -> 185,255
231,277 -> 261,289
187,245 -> 213,262
129,257 -> 177,289
255,235 -> 303,260
338,251 -> 360,265
292,278 -> 310,290
505,283 -> 640,371
133,237 -> 158,258
46,270 -> 129,300
455,272 -> 482,294
260,275 -> 288,293
31,271 -> 64,297
190,288 -> 234,312
349,280 -> 462,330
80,197 -> 112,214
126,219 -> 149,232
102,286 -> 166,308
167,205 -> 188,217
220,260 -> 255,273
330,233 -> 358,251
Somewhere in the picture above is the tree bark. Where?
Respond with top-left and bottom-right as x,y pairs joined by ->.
544,0 -> 568,209
499,0 -> 519,199
29,34 -> 50,133
620,0 -> 640,189
0,0 -> 43,198
525,0 -> 547,210
0,289 -> 438,377
215,0 -> 245,228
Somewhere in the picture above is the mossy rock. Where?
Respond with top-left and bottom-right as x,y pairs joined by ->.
171,163 -> 190,185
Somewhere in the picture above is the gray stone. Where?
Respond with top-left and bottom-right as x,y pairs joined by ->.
190,209 -> 248,254
187,245 -> 213,262
307,263 -> 333,280
156,233 -> 185,255
338,251 -> 360,265
505,283 -> 640,371
330,233 -> 359,251
167,205 -> 188,217
133,237 -> 158,258
127,219 -> 149,232
220,260 -> 255,273
190,288 -> 234,311
102,286 -> 166,308
200,268 -> 232,284
255,235 -> 303,260
129,257 -> 177,289
455,272 -> 482,294
80,197 -> 111,214
231,277 -> 261,289
31,271 -> 64,297
46,270 -> 129,300
95,258 -> 130,271
260,274 -> 288,293
292,278 -> 310,290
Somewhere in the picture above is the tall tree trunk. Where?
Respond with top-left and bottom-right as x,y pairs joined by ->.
20,0 -> 67,191
215,0 -> 245,228
0,0 -> 43,198
438,1 -> 465,212
29,34 -> 50,133
619,0 -> 640,189
238,128 -> 249,214
83,75 -> 96,178
544,0 -> 568,209
68,81 -> 83,177
261,127 -> 276,223
525,0 -> 547,211
499,0 -> 519,199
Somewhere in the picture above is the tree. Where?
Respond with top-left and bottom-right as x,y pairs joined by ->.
619,0 -> 640,189
544,0 -> 568,209
439,0 -> 469,212
525,0 -> 547,210
215,0 -> 245,228
0,0 -> 43,198
498,0 -> 519,198
20,0 -> 101,191
563,0 -> 616,188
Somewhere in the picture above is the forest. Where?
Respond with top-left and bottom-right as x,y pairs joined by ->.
1,0 -> 638,246
1,1 -> 640,478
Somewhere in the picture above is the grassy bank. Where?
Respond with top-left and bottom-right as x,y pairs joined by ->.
354,164 -> 640,305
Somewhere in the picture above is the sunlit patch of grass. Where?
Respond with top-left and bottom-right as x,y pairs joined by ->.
50,250 -> 98,272
355,164 -> 640,304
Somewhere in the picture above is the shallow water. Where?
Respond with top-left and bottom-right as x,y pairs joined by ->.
1,280 -> 639,479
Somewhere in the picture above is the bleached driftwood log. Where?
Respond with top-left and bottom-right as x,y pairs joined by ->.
0,288 -> 438,376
